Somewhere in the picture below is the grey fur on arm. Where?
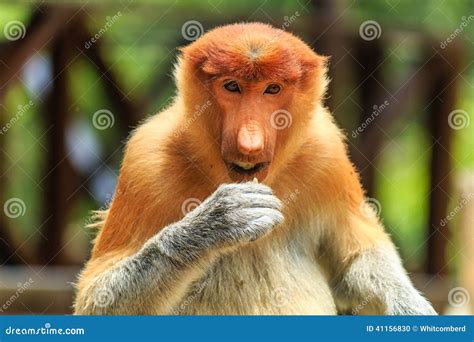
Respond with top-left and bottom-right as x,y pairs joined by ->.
74,182 -> 283,315
332,246 -> 437,315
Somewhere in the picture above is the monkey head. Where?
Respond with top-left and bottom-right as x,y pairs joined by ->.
177,23 -> 328,183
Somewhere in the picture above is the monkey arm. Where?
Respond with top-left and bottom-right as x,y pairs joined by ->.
323,213 -> 437,315
73,222 -> 218,315
74,183 -> 283,315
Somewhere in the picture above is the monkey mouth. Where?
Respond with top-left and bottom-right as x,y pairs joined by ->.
226,161 -> 270,181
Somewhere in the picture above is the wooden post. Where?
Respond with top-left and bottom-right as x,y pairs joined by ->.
425,42 -> 463,275
351,39 -> 385,196
38,32 -> 73,265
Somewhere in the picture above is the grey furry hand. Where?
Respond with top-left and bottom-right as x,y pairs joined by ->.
157,182 -> 284,261
386,289 -> 438,315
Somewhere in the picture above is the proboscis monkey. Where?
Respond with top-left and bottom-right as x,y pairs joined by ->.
74,23 -> 436,315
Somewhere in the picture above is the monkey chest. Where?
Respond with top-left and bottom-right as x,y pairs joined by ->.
174,242 -> 337,315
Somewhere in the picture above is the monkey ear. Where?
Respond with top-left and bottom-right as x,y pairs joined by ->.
179,45 -> 213,75
300,54 -> 329,81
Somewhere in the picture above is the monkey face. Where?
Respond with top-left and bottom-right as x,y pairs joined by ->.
179,23 -> 328,183
212,77 -> 295,183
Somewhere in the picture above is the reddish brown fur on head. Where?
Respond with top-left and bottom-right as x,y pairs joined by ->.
176,23 -> 328,183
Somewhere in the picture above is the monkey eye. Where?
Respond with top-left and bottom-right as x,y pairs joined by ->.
223,80 -> 241,93
264,84 -> 281,95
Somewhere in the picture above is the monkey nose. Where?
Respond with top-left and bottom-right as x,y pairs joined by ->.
237,125 -> 264,155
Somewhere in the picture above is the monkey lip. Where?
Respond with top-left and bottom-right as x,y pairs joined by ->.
226,161 -> 270,181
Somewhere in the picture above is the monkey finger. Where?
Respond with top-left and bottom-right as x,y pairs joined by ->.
232,182 -> 274,195
239,208 -> 284,226
239,194 -> 283,210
